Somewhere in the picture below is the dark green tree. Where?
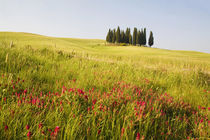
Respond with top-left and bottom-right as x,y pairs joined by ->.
109,30 -> 113,43
143,28 -> 147,45
136,30 -> 141,45
106,29 -> 111,43
121,30 -> 126,43
116,26 -> 121,43
129,34 -> 132,45
139,29 -> 144,46
112,29 -> 116,43
132,27 -> 137,45
125,28 -> 130,43
148,31 -> 154,47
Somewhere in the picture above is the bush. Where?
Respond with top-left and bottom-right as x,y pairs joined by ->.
119,43 -> 127,46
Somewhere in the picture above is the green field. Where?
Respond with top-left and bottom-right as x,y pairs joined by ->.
0,32 -> 209,139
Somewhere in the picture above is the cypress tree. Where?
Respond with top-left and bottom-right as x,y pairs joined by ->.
148,31 -> 154,47
125,28 -> 130,43
116,26 -> 121,43
136,30 -> 141,45
121,30 -> 126,43
106,29 -> 111,43
139,29 -> 144,46
143,28 -> 147,46
112,29 -> 116,43
109,30 -> 113,43
133,27 -> 137,45
129,34 -> 132,45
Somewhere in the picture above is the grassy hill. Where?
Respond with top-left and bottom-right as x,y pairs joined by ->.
0,32 -> 209,139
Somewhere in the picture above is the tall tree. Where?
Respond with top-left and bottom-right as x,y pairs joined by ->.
148,31 -> 154,47
129,34 -> 132,45
106,29 -> 111,43
132,27 -> 137,45
109,30 -> 113,43
112,29 -> 116,43
125,28 -> 130,43
139,29 -> 144,46
116,26 -> 121,43
136,30 -> 141,45
143,28 -> 147,45
121,30 -> 126,43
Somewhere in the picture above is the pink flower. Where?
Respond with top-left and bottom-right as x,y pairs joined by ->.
92,99 -> 97,105
121,128 -> 125,136
136,133 -> 140,140
54,126 -> 60,133
98,129 -> 101,135
27,131 -> 32,138
4,125 -> 8,131
26,125 -> 30,130
38,123 -> 43,129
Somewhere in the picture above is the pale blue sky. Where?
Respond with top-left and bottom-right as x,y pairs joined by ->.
0,0 -> 210,53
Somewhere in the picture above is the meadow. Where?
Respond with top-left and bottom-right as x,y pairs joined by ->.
0,32 -> 209,139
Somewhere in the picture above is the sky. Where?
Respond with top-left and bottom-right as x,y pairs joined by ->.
0,0 -> 210,53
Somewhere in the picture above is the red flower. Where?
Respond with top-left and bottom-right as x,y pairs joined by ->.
24,89 -> 27,93
98,129 -> 101,135
121,128 -> 125,136
4,125 -> 8,131
136,133 -> 140,140
51,132 -> 55,136
39,123 -> 43,129
27,131 -> 32,138
26,125 -> 30,130
92,99 -> 97,105
54,126 -> 60,133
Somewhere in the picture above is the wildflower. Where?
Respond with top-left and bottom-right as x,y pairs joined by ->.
51,132 -> 55,136
136,133 -> 140,140
39,123 -> 43,129
4,125 -> 8,131
98,129 -> 101,135
54,126 -> 60,133
26,125 -> 30,130
24,89 -> 27,93
92,99 -> 97,105
27,131 -> 32,138
121,128 -> 125,136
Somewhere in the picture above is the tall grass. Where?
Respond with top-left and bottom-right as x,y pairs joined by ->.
0,32 -> 209,139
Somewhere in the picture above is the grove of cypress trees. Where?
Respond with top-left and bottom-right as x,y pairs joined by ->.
148,31 -> 154,47
133,27 -> 137,45
116,26 -> 121,43
106,27 -> 153,46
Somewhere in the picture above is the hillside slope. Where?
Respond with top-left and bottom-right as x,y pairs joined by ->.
0,32 -> 209,139
0,32 -> 209,106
